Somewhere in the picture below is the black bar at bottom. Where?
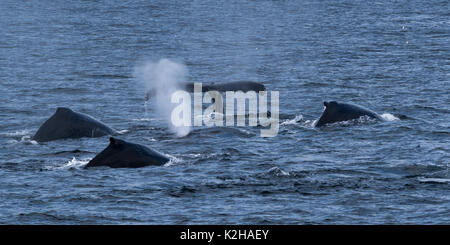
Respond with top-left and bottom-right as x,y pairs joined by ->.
0,225 -> 447,244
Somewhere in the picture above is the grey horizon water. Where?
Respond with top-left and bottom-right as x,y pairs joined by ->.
0,0 -> 449,224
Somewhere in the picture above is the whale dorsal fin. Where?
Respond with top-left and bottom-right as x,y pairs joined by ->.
56,107 -> 72,113
109,137 -> 116,145
324,101 -> 337,107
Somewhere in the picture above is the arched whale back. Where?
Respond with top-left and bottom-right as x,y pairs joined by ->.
145,81 -> 266,100
199,81 -> 266,92
85,137 -> 169,168
33,107 -> 116,142
315,101 -> 383,127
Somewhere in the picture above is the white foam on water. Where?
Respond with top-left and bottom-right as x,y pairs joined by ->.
145,137 -> 157,142
354,115 -> 379,124
267,167 -> 290,176
417,177 -> 450,183
2,130 -> 38,145
281,114 -> 304,126
27,139 -> 38,145
381,113 -> 399,121
187,153 -> 203,158
163,155 -> 183,167
2,129 -> 31,137
116,129 -> 129,134
6,134 -> 38,145
49,157 -> 90,170
132,118 -> 154,122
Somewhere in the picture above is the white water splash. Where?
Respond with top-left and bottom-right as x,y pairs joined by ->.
281,114 -> 304,125
48,157 -> 90,170
134,59 -> 191,137
6,135 -> 37,145
381,113 -> 399,121
145,136 -> 158,142
163,155 -> 183,167
267,167 -> 290,176
116,129 -> 129,134
2,130 -> 37,144
25,136 -> 38,145
309,119 -> 318,127
2,129 -> 31,137
132,118 -> 154,122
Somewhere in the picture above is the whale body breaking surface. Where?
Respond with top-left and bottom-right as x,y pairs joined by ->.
85,137 -> 169,168
145,81 -> 266,100
315,101 -> 384,127
33,107 -> 116,142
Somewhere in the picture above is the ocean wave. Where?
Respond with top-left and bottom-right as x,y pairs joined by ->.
266,167 -> 290,176
2,129 -> 31,137
417,177 -> 450,183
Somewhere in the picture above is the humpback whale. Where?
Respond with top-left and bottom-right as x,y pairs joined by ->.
315,101 -> 384,127
145,81 -> 266,100
33,107 -> 116,142
85,137 -> 169,168
192,81 -> 265,93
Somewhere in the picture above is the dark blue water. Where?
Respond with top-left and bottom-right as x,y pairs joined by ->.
0,0 -> 449,224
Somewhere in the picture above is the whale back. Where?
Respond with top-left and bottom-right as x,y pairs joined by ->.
146,81 -> 266,100
85,137 -> 169,168
204,81 -> 266,92
315,101 -> 383,127
182,81 -> 265,92
33,107 -> 116,142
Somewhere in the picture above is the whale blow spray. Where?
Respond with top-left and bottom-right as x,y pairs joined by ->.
134,59 -> 191,137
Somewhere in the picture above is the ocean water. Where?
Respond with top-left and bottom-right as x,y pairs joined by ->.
0,0 -> 448,224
